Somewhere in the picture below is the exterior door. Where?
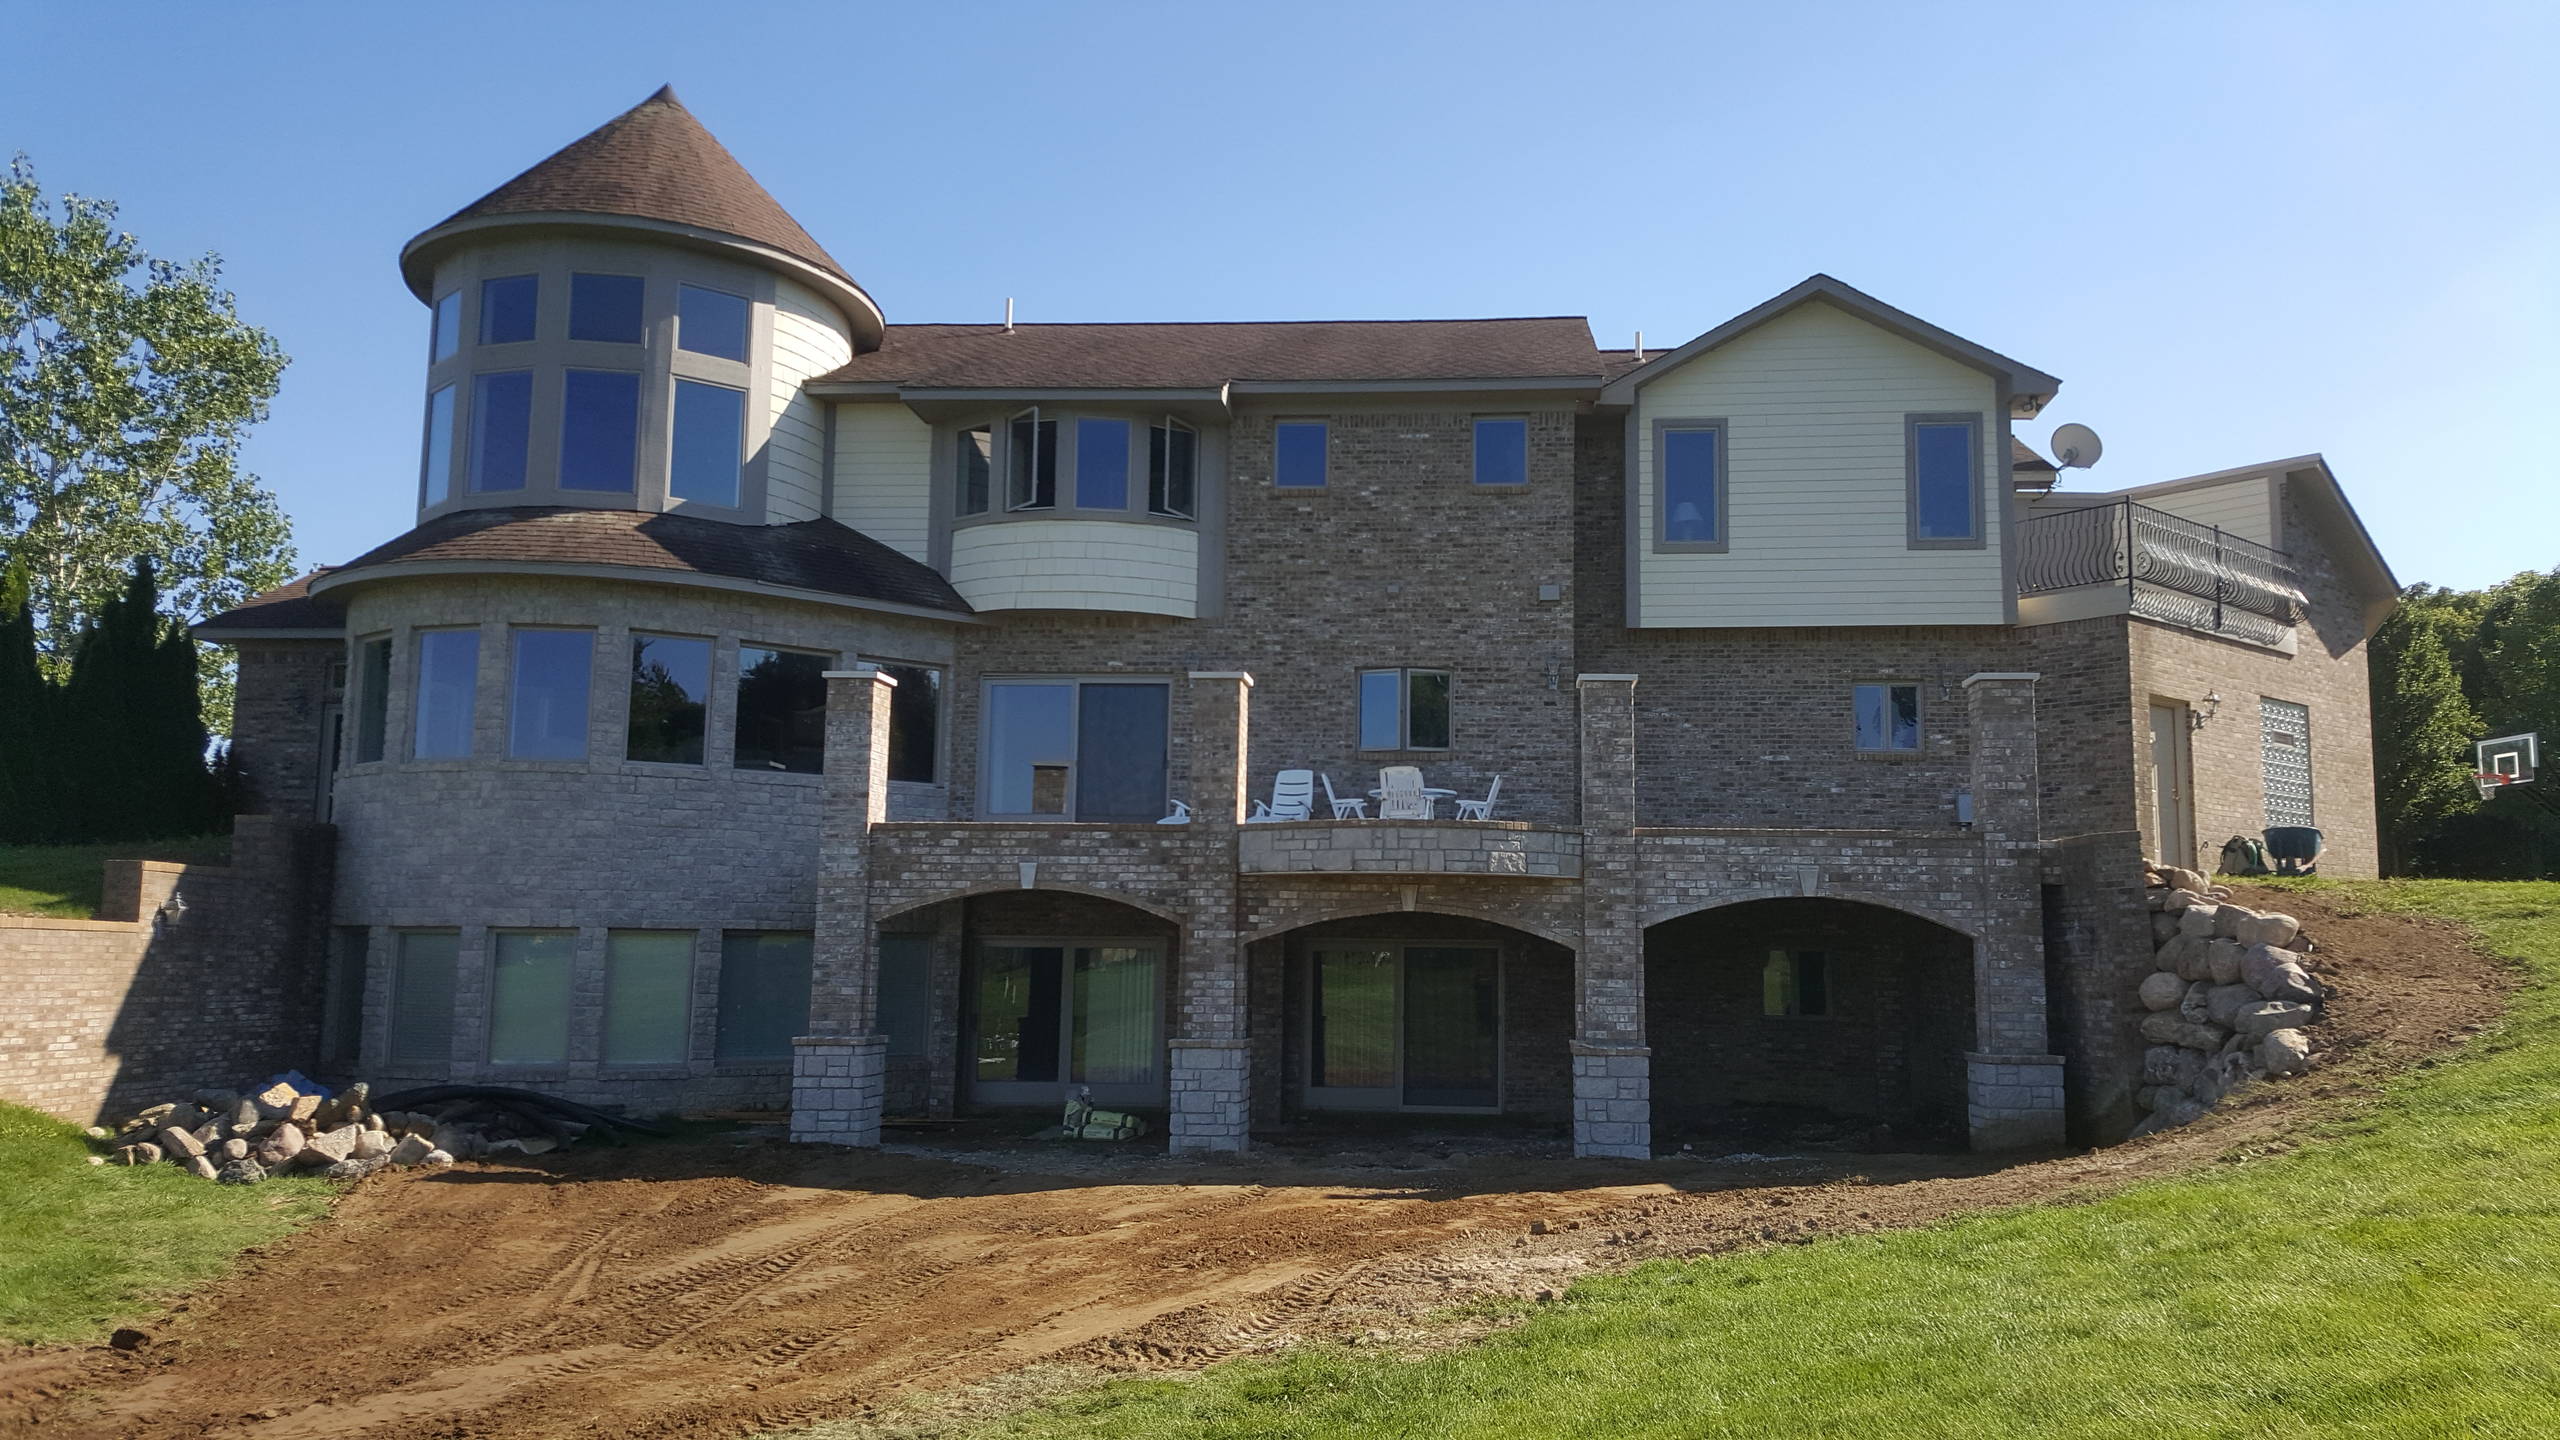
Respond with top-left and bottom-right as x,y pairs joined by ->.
1306,942 -> 1502,1112
968,941 -> 1164,1107
2148,702 -> 2195,867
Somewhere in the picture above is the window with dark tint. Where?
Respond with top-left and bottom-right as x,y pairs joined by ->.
1660,425 -> 1722,543
983,680 -> 1168,821
569,273 -> 645,343
390,930 -> 459,1067
879,662 -> 941,783
431,291 -> 462,362
412,629 -> 479,759
470,371 -> 533,492
671,379 -> 744,506
1472,418 -> 1527,486
479,274 -> 538,345
1911,419 -> 1977,541
604,931 -> 692,1065
1074,683 -> 1170,822
508,629 -> 593,759
1075,417 -> 1129,509
1149,419 -> 1196,518
559,370 -> 640,491
1359,669 -> 1450,750
1274,421 -> 1326,487
956,425 -> 993,516
1007,410 -> 1056,509
354,637 -> 391,762
715,931 -> 811,1061
735,646 -> 828,773
1762,950 -> 1830,1017
627,634 -> 710,764
421,385 -> 456,504
489,930 -> 573,1064
878,934 -> 931,1059
1854,682 -> 1922,752
678,283 -> 750,362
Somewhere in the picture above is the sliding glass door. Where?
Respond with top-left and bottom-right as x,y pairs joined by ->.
1307,942 -> 1502,1111
983,679 -> 1170,822
970,942 -> 1164,1106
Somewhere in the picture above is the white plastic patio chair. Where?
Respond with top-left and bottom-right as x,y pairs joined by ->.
1320,773 -> 1369,819
1249,769 -> 1316,822
1372,766 -> 1435,820
1156,799 -> 1192,825
1452,775 -> 1503,821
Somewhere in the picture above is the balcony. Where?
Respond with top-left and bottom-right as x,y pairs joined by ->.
1236,820 -> 1583,878
2015,498 -> 2305,648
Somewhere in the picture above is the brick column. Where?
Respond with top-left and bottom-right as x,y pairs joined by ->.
793,666 -> 895,1147
1572,674 -> 1649,1160
1169,672 -> 1252,1152
1962,671 -> 2065,1150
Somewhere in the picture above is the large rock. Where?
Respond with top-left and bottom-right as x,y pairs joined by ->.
2161,888 -> 2203,914
216,1138 -> 249,1162
386,1134 -> 436,1168
2157,866 -> 2210,896
254,1123 -> 307,1168
2205,983 -> 2260,1028
2179,981 -> 2215,1025
325,1156 -> 384,1181
2176,904 -> 2222,940
251,1081 -> 302,1121
298,1123 -> 363,1168
2211,904 -> 2258,940
287,1093 -> 323,1126
215,1158 -> 266,1186
353,1129 -> 395,1161
2141,1045 -> 2202,1085
185,1156 -> 219,1181
227,1097 -> 261,1135
2236,912 -> 2301,949
2205,939 -> 2246,985
2140,1013 -> 2228,1051
2234,1001 -> 2317,1041
2138,972 -> 2187,1011
2157,934 -> 2208,980
2193,1050 -> 2256,1105
159,1126 -> 206,1158
2150,911 -> 2180,943
2243,945 -> 2321,1004
2259,1029 -> 2314,1076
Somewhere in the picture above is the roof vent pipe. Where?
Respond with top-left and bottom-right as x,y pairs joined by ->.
1005,297 -> 1014,333
1634,331 -> 1645,362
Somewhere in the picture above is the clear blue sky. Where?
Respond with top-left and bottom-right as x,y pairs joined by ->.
9,2 -> 2553,593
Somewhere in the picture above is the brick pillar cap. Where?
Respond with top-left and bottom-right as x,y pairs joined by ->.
1961,671 -> 2041,687
822,666 -> 896,685
1575,673 -> 1639,684
1187,670 -> 1255,686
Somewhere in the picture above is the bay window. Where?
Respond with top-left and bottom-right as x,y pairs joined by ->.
627,633 -> 711,764
508,628 -> 594,759
1007,408 -> 1057,510
412,628 -> 480,759
678,283 -> 750,362
430,290 -> 462,362
1149,418 -> 1196,518
957,425 -> 993,516
671,378 -> 745,506
479,274 -> 538,345
559,370 -> 640,492
420,384 -> 455,505
1075,418 -> 1130,509
390,930 -> 459,1068
569,273 -> 645,344
469,371 -> 533,492
353,636 -> 391,764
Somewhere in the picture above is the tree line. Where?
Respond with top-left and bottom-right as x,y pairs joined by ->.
2369,568 -> 2560,878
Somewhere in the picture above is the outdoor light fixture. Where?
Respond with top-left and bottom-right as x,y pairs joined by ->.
2191,692 -> 2221,731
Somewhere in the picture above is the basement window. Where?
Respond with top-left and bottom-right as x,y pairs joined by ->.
603,930 -> 693,1066
488,930 -> 574,1065
389,930 -> 459,1069
1762,950 -> 1829,1017
715,931 -> 812,1062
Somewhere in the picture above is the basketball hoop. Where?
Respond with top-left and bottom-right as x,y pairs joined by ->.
2476,771 -> 2512,801
2475,734 -> 2539,801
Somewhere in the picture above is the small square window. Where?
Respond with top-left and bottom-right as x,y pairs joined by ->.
569,273 -> 646,344
1275,421 -> 1327,488
479,274 -> 538,345
1472,418 -> 1527,486
678,283 -> 750,362
1762,950 -> 1829,1017
1359,669 -> 1451,751
1854,682 -> 1922,753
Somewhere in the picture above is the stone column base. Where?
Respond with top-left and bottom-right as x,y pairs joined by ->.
1167,1038 -> 1251,1153
791,1035 -> 889,1147
1967,1052 -> 2066,1151
1571,1043 -> 1651,1159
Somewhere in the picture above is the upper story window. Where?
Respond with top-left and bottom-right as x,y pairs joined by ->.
508,628 -> 594,760
1149,418 -> 1196,518
678,283 -> 750,362
877,662 -> 942,784
1472,418 -> 1527,486
1907,415 -> 1982,546
1075,418 -> 1131,510
430,291 -> 462,362
983,679 -> 1169,821
628,633 -> 711,765
1657,420 -> 1725,548
735,645 -> 829,774
1007,409 -> 1058,510
413,628 -> 480,759
1359,668 -> 1451,751
479,275 -> 538,345
559,370 -> 640,492
1275,421 -> 1327,488
353,636 -> 392,764
671,379 -> 745,507
470,372 -> 533,493
956,425 -> 993,516
568,273 -> 646,344
1854,682 -> 1922,753
420,385 -> 456,506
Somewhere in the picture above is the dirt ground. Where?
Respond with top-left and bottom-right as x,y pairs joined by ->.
0,887 -> 2514,1440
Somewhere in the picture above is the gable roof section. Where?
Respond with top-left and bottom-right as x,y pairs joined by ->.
194,569 -> 346,639
296,507 -> 972,621
1597,274 -> 2062,416
808,316 -> 1604,392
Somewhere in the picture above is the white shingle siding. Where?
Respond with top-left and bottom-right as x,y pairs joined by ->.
948,520 -> 1199,617
766,277 -> 854,523
829,404 -> 934,562
1633,301 -> 2006,627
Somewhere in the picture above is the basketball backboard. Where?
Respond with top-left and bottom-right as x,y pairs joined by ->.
2476,733 -> 2539,798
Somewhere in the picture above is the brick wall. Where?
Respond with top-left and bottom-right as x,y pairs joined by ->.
0,817 -> 335,1124
228,640 -> 344,818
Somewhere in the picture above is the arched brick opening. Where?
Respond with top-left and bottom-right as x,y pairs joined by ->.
1645,897 -> 1975,1149
1245,911 -> 1575,1131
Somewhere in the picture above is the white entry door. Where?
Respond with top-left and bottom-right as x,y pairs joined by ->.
2149,703 -> 2195,868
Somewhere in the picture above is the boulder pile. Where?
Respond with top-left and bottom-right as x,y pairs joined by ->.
90,1080 -> 620,1182
2132,865 -> 2327,1134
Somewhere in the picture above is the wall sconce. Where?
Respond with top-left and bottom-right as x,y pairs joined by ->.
2190,692 -> 2221,731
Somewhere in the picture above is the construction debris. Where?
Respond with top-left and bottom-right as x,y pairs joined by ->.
92,1078 -> 661,1182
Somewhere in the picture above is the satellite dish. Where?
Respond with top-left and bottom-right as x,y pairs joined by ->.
2050,423 -> 2103,469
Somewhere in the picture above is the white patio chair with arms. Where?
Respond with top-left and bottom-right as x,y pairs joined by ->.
1452,775 -> 1502,821
1320,773 -> 1368,820
1371,766 -> 1437,820
1250,769 -> 1316,822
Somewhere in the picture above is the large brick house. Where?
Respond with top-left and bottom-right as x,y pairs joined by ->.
203,88 -> 2398,1156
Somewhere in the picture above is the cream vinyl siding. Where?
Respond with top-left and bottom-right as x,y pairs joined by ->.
949,519 -> 1198,618
1634,301 -> 2006,627
764,277 -> 854,522
829,404 -> 933,562
2137,474 -> 2276,547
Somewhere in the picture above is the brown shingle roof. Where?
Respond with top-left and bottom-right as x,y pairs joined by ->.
2011,437 -> 2057,472
407,86 -> 857,298
196,570 -> 345,636
813,316 -> 1604,390
306,508 -> 971,617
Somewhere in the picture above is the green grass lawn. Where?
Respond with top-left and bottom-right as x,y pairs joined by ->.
0,1102 -> 333,1345
0,835 -> 231,919
910,881 -> 2560,1440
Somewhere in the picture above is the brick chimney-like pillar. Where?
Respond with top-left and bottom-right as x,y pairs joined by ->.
1169,671 -> 1253,1153
1572,673 -> 1649,1160
1961,671 -> 2065,1150
792,666 -> 896,1147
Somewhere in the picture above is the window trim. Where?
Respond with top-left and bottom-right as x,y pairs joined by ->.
976,674 -> 1175,821
669,375 -> 748,508
1273,419 -> 1328,489
1852,680 -> 1925,755
1651,416 -> 1730,553
1357,667 -> 1454,753
1905,412 -> 1986,550
1470,416 -> 1530,487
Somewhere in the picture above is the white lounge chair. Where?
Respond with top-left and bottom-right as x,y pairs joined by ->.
1156,799 -> 1192,825
1250,769 -> 1316,822
1372,766 -> 1436,820
1320,774 -> 1368,819
1452,775 -> 1503,821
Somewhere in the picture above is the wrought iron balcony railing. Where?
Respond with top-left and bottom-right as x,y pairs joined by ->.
2016,498 -> 2305,645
